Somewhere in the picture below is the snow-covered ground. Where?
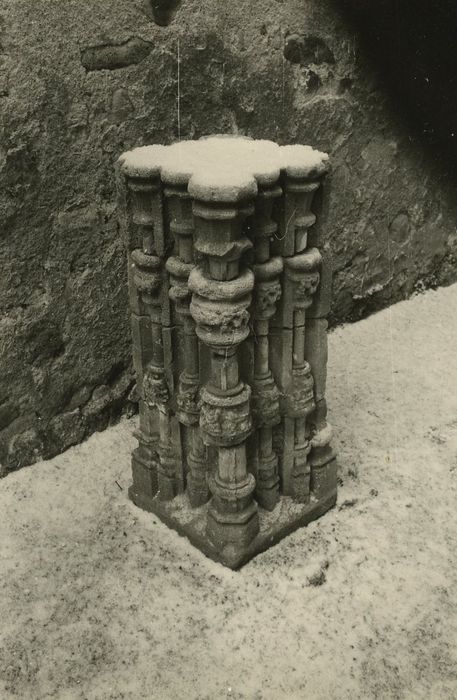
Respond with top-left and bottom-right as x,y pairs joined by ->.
2,284 -> 457,700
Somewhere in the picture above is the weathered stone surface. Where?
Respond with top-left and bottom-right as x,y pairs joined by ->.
121,137 -> 334,566
81,38 -> 153,72
305,319 -> 329,403
110,88 -> 134,124
1,0 -> 456,475
284,33 -> 335,66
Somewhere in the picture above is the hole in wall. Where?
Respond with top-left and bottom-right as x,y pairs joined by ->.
144,0 -> 181,27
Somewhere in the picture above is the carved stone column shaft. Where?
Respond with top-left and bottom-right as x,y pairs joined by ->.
165,184 -> 209,507
123,173 -> 163,503
249,183 -> 282,510
188,186 -> 260,559
118,137 -> 336,569
122,161 -> 183,503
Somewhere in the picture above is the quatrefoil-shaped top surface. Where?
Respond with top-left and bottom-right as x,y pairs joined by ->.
119,136 -> 329,202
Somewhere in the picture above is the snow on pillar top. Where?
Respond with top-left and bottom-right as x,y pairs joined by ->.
118,145 -> 167,179
118,136 -> 329,194
280,145 -> 329,180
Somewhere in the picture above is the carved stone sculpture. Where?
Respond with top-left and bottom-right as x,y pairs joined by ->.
117,136 -> 337,568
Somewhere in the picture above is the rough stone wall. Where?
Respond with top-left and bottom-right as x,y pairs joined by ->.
1,0 -> 456,474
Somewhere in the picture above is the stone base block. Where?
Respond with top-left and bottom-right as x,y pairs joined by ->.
310,457 -> 337,501
187,476 -> 211,508
255,474 -> 280,511
128,483 -> 337,570
131,448 -> 158,499
206,500 -> 259,552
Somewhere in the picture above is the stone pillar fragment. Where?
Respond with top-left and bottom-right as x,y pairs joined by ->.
304,172 -> 337,500
120,164 -> 164,505
165,182 -> 209,507
120,152 -> 183,503
188,174 -> 260,562
274,169 -> 323,502
249,181 -> 283,510
117,137 -> 337,569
